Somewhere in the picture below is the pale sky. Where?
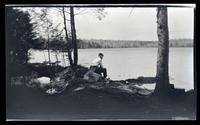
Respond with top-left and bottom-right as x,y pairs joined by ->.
19,6 -> 194,41
74,7 -> 194,41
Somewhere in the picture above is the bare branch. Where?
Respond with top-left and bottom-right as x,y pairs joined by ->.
74,9 -> 89,15
128,8 -> 134,17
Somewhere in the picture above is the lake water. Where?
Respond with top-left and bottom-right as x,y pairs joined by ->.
29,48 -> 194,91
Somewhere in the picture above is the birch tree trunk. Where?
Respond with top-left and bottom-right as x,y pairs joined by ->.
70,6 -> 78,67
155,7 -> 170,93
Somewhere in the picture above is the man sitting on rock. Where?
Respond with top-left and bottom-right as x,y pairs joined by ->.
90,53 -> 107,79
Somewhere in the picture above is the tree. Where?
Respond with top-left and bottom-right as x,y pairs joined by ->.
61,7 -> 107,68
38,8 -> 53,66
49,27 -> 64,69
19,7 -> 107,69
6,7 -> 38,65
70,7 -> 78,68
62,7 -> 73,66
154,7 -> 170,94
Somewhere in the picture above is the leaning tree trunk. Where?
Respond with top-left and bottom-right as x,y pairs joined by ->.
47,32 -> 51,65
47,21 -> 51,66
70,6 -> 78,67
62,7 -> 73,66
155,7 -> 170,94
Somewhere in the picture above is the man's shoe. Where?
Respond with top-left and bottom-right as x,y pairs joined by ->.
103,77 -> 110,83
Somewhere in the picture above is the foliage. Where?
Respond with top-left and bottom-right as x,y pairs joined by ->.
33,38 -> 193,50
92,8 -> 107,21
6,7 -> 39,64
77,39 -> 193,49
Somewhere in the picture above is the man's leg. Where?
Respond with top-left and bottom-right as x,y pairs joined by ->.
95,67 -> 107,78
102,68 -> 107,78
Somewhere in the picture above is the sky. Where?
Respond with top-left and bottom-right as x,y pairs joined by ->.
74,7 -> 194,41
19,6 -> 194,41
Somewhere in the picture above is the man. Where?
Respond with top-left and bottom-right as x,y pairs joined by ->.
90,53 -> 107,79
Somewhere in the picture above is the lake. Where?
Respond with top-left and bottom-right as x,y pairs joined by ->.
29,48 -> 194,91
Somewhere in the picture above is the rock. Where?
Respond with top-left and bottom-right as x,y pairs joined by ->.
37,77 -> 51,89
125,78 -> 142,83
89,84 -> 105,90
37,77 -> 51,84
126,77 -> 156,84
138,76 -> 156,83
11,76 -> 24,85
73,86 -> 85,92
11,72 -> 38,86
137,89 -> 152,95
45,88 -> 57,94
170,88 -> 186,96
55,67 -> 75,81
83,70 -> 102,82
75,66 -> 89,78
116,85 -> 137,94
26,78 -> 40,88
50,79 -> 69,93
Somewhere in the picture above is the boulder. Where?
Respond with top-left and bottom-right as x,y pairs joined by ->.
37,76 -> 51,88
83,70 -> 102,82
137,89 -> 153,95
37,77 -> 51,84
11,76 -> 24,85
55,67 -> 75,81
26,78 -> 40,88
45,88 -> 57,94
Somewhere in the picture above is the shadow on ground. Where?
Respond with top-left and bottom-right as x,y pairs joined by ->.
6,84 -> 196,121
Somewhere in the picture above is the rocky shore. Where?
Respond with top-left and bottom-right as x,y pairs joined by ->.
6,64 -> 196,120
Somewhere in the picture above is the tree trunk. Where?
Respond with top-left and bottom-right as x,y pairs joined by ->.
55,51 -> 59,72
47,31 -> 51,65
70,6 -> 78,67
155,7 -> 170,93
62,7 -> 73,66
193,8 -> 196,105
62,51 -> 66,67
25,49 -> 29,64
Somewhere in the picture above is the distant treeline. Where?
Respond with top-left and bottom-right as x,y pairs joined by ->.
35,38 -> 193,50
77,38 -> 193,49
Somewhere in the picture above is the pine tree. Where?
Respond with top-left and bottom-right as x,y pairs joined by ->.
6,7 -> 38,65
